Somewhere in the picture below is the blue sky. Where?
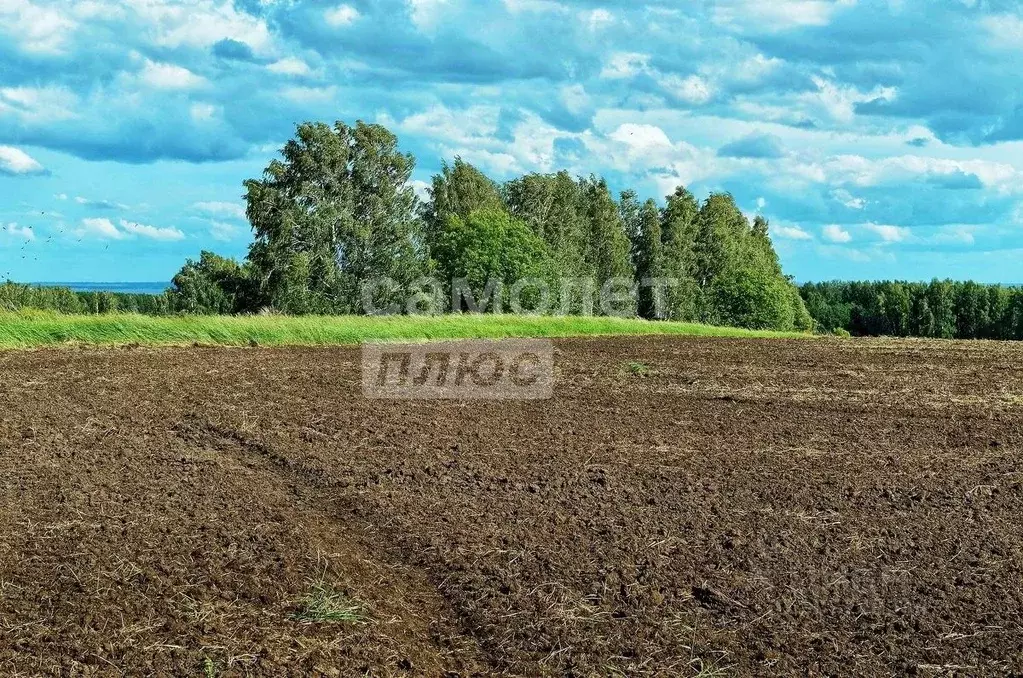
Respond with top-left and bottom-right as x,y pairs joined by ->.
1,0 -> 1022,283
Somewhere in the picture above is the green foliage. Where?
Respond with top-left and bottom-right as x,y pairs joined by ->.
581,176 -> 634,285
169,251 -> 248,315
660,187 -> 700,321
708,266 -> 796,331
423,157 -> 506,251
10,119 -> 816,334
244,120 -> 425,314
0,281 -> 173,315
433,210 -> 554,312
505,171 -> 592,313
632,200 -> 664,318
800,280 -> 1023,340
625,361 -> 652,377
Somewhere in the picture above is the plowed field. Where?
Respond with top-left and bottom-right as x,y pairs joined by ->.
1,337 -> 1022,676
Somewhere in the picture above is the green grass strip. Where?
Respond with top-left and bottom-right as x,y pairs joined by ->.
0,311 -> 809,349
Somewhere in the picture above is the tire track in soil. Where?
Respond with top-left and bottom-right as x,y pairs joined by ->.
172,413 -> 501,677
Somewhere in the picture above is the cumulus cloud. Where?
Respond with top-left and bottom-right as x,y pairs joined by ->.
78,217 -> 125,240
864,223 -> 911,243
208,220 -> 241,241
718,133 -> 785,159
324,4 -> 360,27
0,1 -> 76,54
267,57 -> 312,76
194,201 -> 247,220
5,0 -> 1023,282
140,60 -> 207,90
601,52 -> 650,79
822,224 -> 852,243
0,146 -> 46,175
120,219 -> 185,241
1,223 -> 36,241
75,196 -> 128,210
772,224 -> 813,240
75,217 -> 184,241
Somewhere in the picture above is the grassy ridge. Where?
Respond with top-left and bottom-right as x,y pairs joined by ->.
0,311 -> 808,349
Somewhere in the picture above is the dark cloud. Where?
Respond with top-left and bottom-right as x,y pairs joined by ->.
926,171 -> 984,191
717,133 -> 784,159
212,39 -> 257,62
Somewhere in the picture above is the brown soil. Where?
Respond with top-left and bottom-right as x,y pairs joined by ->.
1,336 -> 1023,677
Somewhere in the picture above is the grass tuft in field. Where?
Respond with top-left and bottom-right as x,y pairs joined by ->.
293,583 -> 366,624
626,360 -> 653,377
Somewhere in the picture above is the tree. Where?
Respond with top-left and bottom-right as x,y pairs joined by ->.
911,294 -> 935,337
633,200 -> 665,319
169,251 -> 248,314
709,265 -> 795,330
244,120 -> 425,314
581,177 -> 634,284
660,186 -> 700,321
506,171 -> 589,275
423,158 -> 505,252
433,210 -> 554,313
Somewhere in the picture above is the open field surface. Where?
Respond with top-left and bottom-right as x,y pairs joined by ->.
1,336 -> 1023,676
0,312 -> 805,349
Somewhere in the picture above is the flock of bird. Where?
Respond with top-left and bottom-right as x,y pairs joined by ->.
4,209 -> 115,281
4,211 -> 70,280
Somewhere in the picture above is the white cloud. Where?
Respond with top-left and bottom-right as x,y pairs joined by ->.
408,0 -> 449,31
0,1 -> 76,54
190,103 -> 218,121
560,84 -> 590,114
830,188 -> 865,209
0,86 -> 78,122
824,154 -> 1019,193
395,104 -> 501,146
661,74 -> 714,105
864,222 -> 910,242
119,220 -> 185,241
74,217 -> 183,241
772,224 -> 813,240
281,86 -> 337,103
132,0 -> 272,55
601,52 -> 650,79
410,179 -> 432,201
933,225 -> 976,245
502,0 -> 565,13
325,4 -> 360,26
0,146 -> 46,175
78,217 -> 125,240
194,201 -> 246,220
209,221 -> 240,241
822,224 -> 852,243
267,57 -> 312,76
140,60 -> 207,90
981,13 -> 1023,51
712,0 -> 857,31
1,223 -> 35,241
581,8 -> 613,30
802,75 -> 897,123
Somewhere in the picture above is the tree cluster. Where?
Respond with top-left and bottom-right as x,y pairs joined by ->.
167,120 -> 810,331
801,280 -> 1023,340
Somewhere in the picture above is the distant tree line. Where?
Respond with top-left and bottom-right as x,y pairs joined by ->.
166,120 -> 812,332
0,281 -> 173,315
800,280 -> 1023,340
